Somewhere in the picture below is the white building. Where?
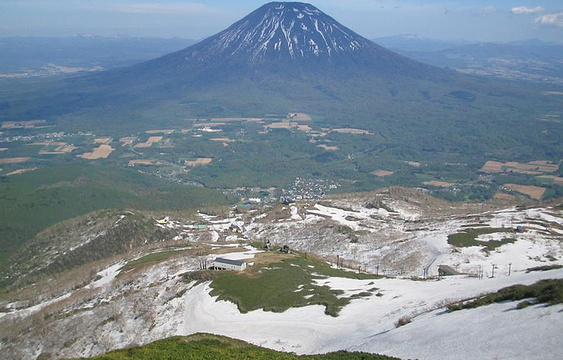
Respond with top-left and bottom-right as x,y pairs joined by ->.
212,257 -> 247,272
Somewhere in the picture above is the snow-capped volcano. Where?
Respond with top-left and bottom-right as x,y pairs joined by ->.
167,1 -> 424,72
197,2 -> 372,62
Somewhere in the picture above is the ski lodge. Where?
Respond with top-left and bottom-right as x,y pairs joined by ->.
212,257 -> 247,272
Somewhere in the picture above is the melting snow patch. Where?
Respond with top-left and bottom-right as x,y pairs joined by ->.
87,263 -> 124,289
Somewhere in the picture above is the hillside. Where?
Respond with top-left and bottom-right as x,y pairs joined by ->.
0,164 -> 231,273
70,334 -> 399,360
0,189 -> 561,360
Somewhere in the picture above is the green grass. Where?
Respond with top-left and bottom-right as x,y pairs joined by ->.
71,333 -> 400,360
119,250 -> 188,274
207,254 -> 376,317
447,228 -> 516,251
0,163 -> 230,266
526,265 -> 563,273
447,279 -> 563,312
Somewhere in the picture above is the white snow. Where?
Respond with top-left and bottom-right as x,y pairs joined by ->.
215,246 -> 263,261
290,205 -> 302,220
86,263 -> 123,289
157,268 -> 563,359
0,292 -> 72,320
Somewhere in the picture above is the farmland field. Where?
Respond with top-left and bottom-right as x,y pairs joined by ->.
6,167 -> 37,176
503,184 -> 547,200
78,145 -> 114,160
290,113 -> 312,121
317,144 -> 339,151
119,137 -> 136,145
0,157 -> 30,164
128,159 -> 160,166
424,181 -> 454,188
1,120 -> 47,129
371,170 -> 394,177
147,136 -> 163,143
332,128 -> 372,135
480,160 -> 558,175
185,158 -> 213,166
93,138 -> 112,144
146,130 -> 174,134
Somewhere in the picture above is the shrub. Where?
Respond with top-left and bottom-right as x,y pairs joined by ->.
395,316 -> 412,327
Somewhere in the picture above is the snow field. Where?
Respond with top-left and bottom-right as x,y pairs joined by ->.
160,268 -> 563,359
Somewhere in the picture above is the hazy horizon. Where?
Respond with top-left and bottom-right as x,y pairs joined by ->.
1,1 -> 562,44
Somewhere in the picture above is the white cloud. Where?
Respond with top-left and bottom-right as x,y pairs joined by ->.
534,12 -> 563,27
511,6 -> 545,15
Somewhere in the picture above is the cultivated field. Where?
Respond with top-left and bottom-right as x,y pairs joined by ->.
119,137 -> 136,146
146,130 -> 174,134
185,158 -> 213,166
93,138 -> 112,144
406,161 -> 421,168
480,160 -> 559,175
0,157 -> 31,164
128,159 -> 159,166
1,120 -> 46,129
32,141 -> 77,155
6,167 -> 37,176
78,145 -> 114,160
134,143 -> 152,148
423,181 -> 454,188
371,170 -> 394,177
210,117 -> 264,122
289,113 -> 312,121
503,184 -> 546,200
539,175 -> 563,186
494,193 -> 516,200
265,121 -> 293,129
317,144 -> 339,151
332,128 -> 372,135
297,124 -> 312,131
134,136 -> 163,148
479,161 -> 504,173
210,138 -> 235,143
193,123 -> 226,128
147,136 -> 163,143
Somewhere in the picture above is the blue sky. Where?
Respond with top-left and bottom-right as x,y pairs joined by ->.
1,0 -> 562,42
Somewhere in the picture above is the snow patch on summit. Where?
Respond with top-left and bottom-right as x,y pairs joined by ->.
199,2 -> 371,62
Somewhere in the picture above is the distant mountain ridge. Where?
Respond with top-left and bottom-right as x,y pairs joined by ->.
375,35 -> 563,84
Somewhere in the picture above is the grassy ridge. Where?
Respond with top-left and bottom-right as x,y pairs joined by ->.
0,163 -> 230,264
207,253 -> 377,317
448,279 -> 563,312
447,228 -> 516,251
71,333 -> 400,360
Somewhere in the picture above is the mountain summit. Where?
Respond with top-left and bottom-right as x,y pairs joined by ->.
191,2 -> 372,62
153,1 -> 429,74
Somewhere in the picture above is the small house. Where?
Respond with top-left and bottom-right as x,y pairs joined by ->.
212,257 -> 247,272
156,216 -> 170,225
229,224 -> 243,233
